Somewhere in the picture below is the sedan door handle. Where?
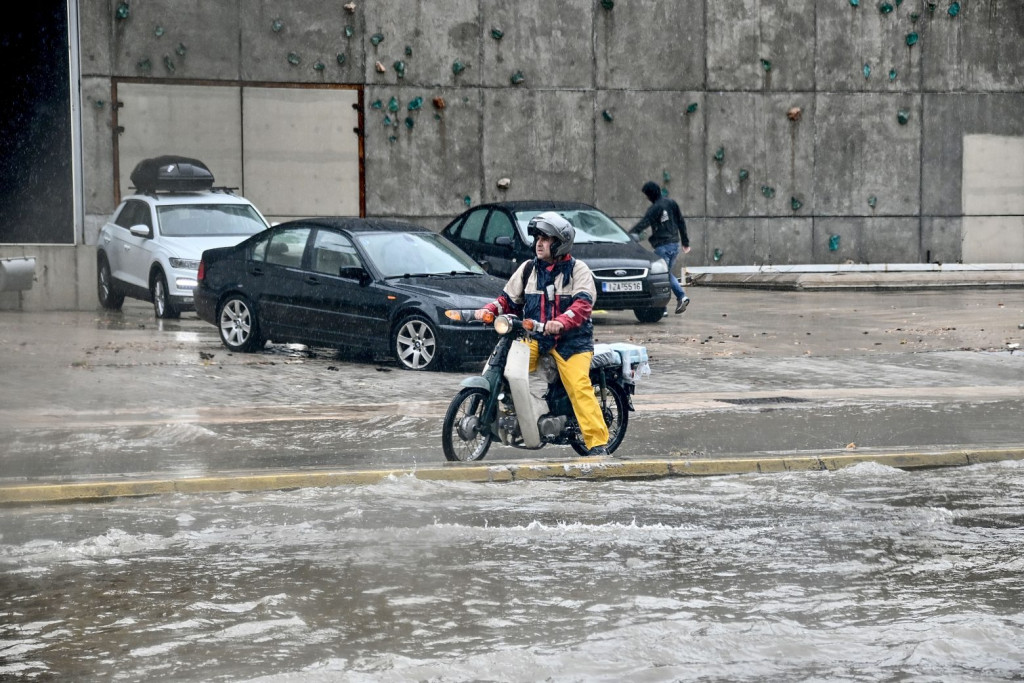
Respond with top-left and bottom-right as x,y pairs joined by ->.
249,266 -> 264,277
304,276 -> 321,285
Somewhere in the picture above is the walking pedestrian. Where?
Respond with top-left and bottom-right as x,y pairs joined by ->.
629,181 -> 691,314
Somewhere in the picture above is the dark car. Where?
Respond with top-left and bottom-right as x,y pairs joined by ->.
441,201 -> 673,323
195,217 -> 505,371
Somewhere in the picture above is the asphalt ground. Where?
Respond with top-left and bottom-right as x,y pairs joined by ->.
1,281 -> 1023,503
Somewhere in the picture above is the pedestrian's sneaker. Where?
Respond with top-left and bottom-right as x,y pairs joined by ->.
675,297 -> 690,314
587,445 -> 609,456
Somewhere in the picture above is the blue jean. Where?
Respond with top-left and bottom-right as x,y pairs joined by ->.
654,242 -> 686,301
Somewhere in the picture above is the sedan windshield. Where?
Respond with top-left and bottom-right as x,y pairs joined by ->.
356,231 -> 486,278
514,209 -> 631,245
157,205 -> 268,237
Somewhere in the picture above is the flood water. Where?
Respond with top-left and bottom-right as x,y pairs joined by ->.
3,460 -> 1024,681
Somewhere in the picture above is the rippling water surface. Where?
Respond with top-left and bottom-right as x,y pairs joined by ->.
2,460 -> 1024,681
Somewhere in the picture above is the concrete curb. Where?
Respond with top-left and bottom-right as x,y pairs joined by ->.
2,448 -> 1022,505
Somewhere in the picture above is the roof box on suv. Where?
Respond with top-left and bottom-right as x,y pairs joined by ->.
130,156 -> 214,192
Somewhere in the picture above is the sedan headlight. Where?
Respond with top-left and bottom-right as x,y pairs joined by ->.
649,258 -> 668,274
169,258 -> 201,270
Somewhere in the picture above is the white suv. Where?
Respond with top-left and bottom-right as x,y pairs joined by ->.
97,157 -> 269,318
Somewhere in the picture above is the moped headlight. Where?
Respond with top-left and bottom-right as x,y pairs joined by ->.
493,315 -> 514,336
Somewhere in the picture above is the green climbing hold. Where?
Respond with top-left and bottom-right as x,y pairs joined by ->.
314,61 -> 325,72
337,53 -> 346,66
868,195 -> 877,208
850,0 -> 859,6
405,117 -> 414,130
511,71 -> 525,85
926,1 -> 936,12
896,0 -> 904,5
491,28 -> 504,40
760,59 -> 772,72
345,25 -> 354,38
738,169 -> 749,181
389,135 -> 398,143
371,99 -> 383,110
879,2 -> 893,14
713,248 -> 723,262
154,26 -> 164,37
287,52 -> 301,66
910,11 -> 920,22
464,196 -> 472,207
601,0 -> 614,8
388,96 -> 399,113
408,96 -> 423,111
663,170 -> 671,183
761,185 -> 776,199
94,99 -> 105,109
137,58 -> 152,72
163,56 -> 175,73
601,110 -> 613,122
713,147 -> 724,163
115,2 -> 129,20
383,115 -> 392,126
863,63 -> 871,78
405,46 -> 413,57
948,2 -> 960,17
791,197 -> 803,211
370,33 -> 384,46
889,68 -> 897,81
829,235 -> 841,251
906,32 -> 919,47
175,43 -> 186,56
685,102 -> 698,114
271,18 -> 283,32
452,60 -> 466,75
897,109 -> 909,125
393,60 -> 406,78
661,187 -> 669,197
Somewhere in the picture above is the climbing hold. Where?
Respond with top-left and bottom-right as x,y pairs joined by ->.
910,11 -> 920,22
491,28 -> 504,40
948,2 -> 960,17
713,147 -> 725,163
393,60 -> 406,78
889,68 -> 897,81
713,248 -> 723,262
510,71 -> 525,85
787,106 -> 802,121
791,197 -> 803,211
464,196 -> 472,207
288,52 -> 301,66
850,0 -> 859,6
408,97 -> 423,111
685,102 -> 698,114
760,58 -> 772,72
761,185 -> 776,198
136,58 -> 152,72
154,26 -> 164,37
879,2 -> 893,14
661,187 -> 669,197
337,53 -> 346,66
271,18 -> 284,32
345,25 -> 354,38
828,235 -> 841,251
897,109 -> 909,125
432,96 -> 446,109
738,169 -> 749,181
370,33 -> 384,46
863,63 -> 871,78
375,61 -> 386,73
383,115 -> 392,126
344,2 -> 356,13
906,32 -> 919,47
452,60 -> 466,75
115,2 -> 129,20
405,117 -> 414,130
388,96 -> 399,112
314,61 -> 325,72
663,170 -> 671,183
405,46 -> 413,57
601,110 -> 614,122
497,178 -> 511,189
371,99 -> 383,109
867,195 -> 878,208
163,56 -> 175,73
175,43 -> 186,56
601,0 -> 615,8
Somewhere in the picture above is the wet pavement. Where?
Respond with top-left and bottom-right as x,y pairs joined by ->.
0,286 -> 1022,498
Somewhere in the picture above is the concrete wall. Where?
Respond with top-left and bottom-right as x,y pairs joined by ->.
7,0 -> 1024,310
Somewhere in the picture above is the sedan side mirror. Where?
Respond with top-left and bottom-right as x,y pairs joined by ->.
494,235 -> 513,248
338,265 -> 371,286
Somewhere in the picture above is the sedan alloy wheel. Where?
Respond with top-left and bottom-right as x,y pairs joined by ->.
393,314 -> 439,371
218,294 -> 263,352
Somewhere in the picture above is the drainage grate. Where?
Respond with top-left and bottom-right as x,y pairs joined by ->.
717,396 -> 808,405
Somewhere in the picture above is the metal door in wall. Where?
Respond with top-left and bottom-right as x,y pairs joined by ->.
115,82 -> 361,223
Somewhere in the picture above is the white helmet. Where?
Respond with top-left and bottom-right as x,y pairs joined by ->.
527,212 -> 575,258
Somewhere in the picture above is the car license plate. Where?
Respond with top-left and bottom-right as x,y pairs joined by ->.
602,281 -> 642,293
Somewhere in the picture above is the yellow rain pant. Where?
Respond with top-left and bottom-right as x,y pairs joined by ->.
527,339 -> 610,450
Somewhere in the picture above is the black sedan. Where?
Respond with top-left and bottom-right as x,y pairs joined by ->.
195,217 -> 505,370
441,200 -> 673,323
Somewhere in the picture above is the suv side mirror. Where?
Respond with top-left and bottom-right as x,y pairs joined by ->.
129,224 -> 151,238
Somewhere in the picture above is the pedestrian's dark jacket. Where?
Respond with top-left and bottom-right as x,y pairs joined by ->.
630,181 -> 689,249
482,255 -> 596,358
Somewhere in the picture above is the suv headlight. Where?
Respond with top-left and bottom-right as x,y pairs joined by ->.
649,258 -> 668,274
169,258 -> 201,270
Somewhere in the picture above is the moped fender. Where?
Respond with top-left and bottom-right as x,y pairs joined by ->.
459,376 -> 491,391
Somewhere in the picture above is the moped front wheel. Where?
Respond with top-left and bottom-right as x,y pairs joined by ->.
442,387 -> 493,462
570,381 -> 629,456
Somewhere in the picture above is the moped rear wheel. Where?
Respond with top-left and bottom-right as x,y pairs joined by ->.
570,381 -> 629,456
442,387 -> 493,462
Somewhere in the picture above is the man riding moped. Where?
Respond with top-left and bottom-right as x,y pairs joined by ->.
474,212 -> 610,456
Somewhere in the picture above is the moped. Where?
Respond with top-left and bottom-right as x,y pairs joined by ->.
441,312 -> 643,461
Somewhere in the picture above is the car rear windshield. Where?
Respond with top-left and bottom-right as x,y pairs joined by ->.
356,231 -> 486,278
156,204 -> 268,237
514,209 -> 631,244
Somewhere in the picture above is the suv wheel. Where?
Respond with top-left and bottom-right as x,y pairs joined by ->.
97,254 -> 125,310
633,306 -> 666,323
152,271 -> 181,319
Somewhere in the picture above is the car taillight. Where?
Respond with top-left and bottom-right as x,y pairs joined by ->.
197,260 -> 206,282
